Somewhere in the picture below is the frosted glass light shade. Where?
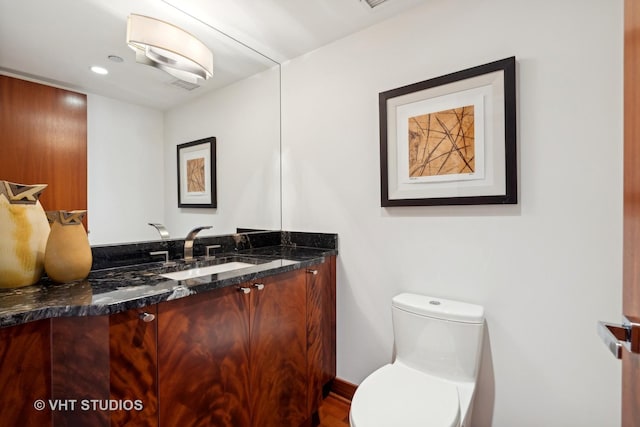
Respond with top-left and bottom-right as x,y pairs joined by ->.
126,14 -> 213,84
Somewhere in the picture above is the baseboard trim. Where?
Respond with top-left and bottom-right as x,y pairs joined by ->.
331,377 -> 358,401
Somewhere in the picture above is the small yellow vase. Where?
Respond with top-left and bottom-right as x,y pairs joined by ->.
44,210 -> 92,283
0,180 -> 50,288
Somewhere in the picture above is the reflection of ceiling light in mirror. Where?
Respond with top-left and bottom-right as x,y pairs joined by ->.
126,14 -> 213,85
90,66 -> 109,75
64,94 -> 86,108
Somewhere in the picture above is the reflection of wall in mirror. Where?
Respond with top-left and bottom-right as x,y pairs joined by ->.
88,65 -> 281,245
164,65 -> 281,240
87,94 -> 164,245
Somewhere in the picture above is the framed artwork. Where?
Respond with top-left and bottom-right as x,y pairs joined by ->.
177,137 -> 217,208
379,57 -> 517,206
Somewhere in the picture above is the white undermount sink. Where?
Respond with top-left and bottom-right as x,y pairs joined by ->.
160,261 -> 255,280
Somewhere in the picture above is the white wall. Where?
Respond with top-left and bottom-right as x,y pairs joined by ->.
87,94 -> 165,244
281,0 -> 623,426
163,66 -> 281,238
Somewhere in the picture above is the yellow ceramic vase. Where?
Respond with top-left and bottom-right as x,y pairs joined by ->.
0,181 -> 50,288
44,210 -> 92,283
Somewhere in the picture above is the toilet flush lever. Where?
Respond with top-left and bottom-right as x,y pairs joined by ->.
597,315 -> 640,359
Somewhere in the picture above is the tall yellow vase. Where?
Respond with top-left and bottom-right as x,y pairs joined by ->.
44,210 -> 92,283
0,180 -> 50,288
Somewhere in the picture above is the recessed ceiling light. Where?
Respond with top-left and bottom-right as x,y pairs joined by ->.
108,55 -> 124,63
90,66 -> 109,75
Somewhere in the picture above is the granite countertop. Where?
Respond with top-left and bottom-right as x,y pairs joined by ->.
0,236 -> 337,328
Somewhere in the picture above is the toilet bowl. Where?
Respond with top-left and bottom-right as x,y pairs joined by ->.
349,293 -> 485,427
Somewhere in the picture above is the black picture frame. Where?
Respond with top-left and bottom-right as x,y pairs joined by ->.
177,137 -> 217,208
380,57 -> 517,207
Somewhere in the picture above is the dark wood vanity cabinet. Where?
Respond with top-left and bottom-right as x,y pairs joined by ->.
157,257 -> 336,427
0,256 -> 336,427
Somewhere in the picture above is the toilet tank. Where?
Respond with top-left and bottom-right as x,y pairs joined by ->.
391,293 -> 485,383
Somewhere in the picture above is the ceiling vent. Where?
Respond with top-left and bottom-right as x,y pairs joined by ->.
170,79 -> 200,91
363,0 -> 389,8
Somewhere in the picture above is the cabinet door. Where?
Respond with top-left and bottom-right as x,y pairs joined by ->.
110,306 -> 158,427
249,269 -> 308,427
51,316 -> 111,426
158,286 -> 251,427
0,319 -> 52,426
306,257 -> 336,415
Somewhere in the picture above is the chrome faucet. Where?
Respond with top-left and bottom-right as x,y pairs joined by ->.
183,226 -> 212,261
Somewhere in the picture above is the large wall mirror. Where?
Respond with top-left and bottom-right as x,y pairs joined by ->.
0,0 -> 281,245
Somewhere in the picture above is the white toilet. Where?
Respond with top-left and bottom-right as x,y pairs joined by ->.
349,293 -> 485,427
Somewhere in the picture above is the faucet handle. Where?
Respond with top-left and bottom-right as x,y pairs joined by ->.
206,245 -> 222,259
150,250 -> 170,264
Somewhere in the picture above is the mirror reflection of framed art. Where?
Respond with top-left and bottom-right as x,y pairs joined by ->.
177,137 -> 217,208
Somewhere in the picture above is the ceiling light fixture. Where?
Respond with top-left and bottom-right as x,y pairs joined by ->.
126,13 -> 213,84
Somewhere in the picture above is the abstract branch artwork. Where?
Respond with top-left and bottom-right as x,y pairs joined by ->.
187,157 -> 206,192
380,57 -> 517,206
408,105 -> 475,179
177,137 -> 217,208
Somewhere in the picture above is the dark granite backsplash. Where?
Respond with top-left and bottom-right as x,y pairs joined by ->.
91,230 -> 284,270
281,231 -> 338,249
91,230 -> 337,270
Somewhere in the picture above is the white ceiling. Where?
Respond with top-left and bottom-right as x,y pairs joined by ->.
0,0 -> 425,110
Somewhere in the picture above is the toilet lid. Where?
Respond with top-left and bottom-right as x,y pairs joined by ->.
350,364 -> 460,427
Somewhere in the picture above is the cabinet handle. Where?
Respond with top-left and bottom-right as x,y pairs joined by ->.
307,269 -> 318,275
239,287 -> 252,294
139,312 -> 155,322
253,283 -> 265,290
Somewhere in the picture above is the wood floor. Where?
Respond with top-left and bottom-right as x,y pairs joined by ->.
318,393 -> 351,427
